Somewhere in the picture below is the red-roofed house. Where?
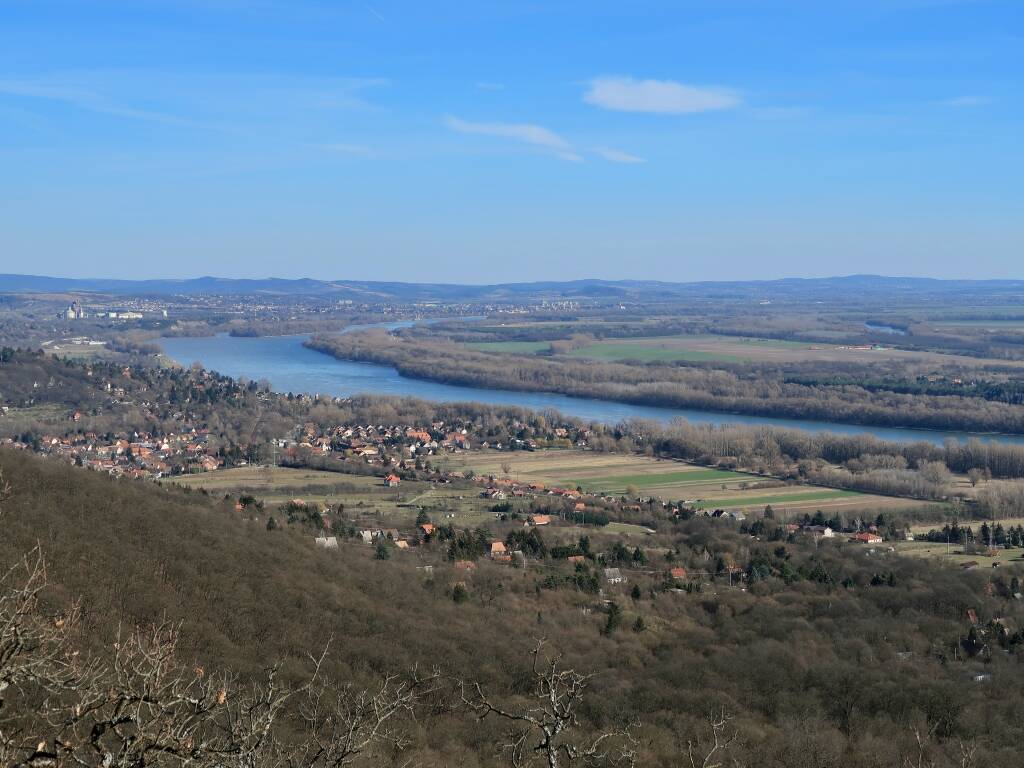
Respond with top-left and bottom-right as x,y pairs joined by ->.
850,532 -> 883,544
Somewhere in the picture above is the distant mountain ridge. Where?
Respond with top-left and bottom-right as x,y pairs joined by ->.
1,273 -> 1022,301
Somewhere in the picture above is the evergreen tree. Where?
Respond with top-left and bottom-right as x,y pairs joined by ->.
602,602 -> 622,636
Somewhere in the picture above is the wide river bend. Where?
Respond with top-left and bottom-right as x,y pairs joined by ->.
160,326 -> 1024,447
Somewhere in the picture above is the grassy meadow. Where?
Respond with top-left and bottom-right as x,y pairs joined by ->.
167,465 -> 500,528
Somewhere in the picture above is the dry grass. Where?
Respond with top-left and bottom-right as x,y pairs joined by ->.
167,465 -> 499,527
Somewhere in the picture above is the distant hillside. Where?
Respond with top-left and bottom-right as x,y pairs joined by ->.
2,273 -> 1023,302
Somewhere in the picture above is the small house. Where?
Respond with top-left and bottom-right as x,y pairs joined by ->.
604,567 -> 626,585
850,532 -> 883,544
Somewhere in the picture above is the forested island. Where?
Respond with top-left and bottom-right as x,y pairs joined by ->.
305,330 -> 1024,435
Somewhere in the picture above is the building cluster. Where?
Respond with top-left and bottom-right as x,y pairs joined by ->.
279,418 -> 590,471
3,427 -> 223,479
58,300 -> 166,321
781,522 -> 890,544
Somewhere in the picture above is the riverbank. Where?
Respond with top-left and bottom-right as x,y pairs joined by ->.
304,331 -> 1024,438
158,332 -> 1024,446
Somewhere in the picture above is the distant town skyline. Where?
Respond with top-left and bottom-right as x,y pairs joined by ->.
1,1 -> 1021,282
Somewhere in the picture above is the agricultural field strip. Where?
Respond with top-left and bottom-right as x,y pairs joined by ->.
470,451 -> 933,514
691,490 -> 861,509
463,329 -> 1024,367
564,468 -> 754,490
181,456 -> 925,526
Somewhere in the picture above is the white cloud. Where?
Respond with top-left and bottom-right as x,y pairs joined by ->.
443,115 -> 582,161
584,76 -> 739,114
590,146 -> 646,164
942,95 -> 990,108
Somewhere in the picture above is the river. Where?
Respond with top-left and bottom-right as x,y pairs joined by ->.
159,326 -> 1024,447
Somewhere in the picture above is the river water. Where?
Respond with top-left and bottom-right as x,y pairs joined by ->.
160,325 -> 1024,447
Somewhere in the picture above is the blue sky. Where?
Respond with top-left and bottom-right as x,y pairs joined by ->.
0,0 -> 1021,283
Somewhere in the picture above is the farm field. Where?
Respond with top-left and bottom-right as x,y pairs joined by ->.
894,540 -> 1024,568
929,320 -> 1024,329
462,329 -> 1024,368
171,450 -> 941,536
560,334 -> 1019,366
168,466 -> 499,528
690,489 -> 863,510
453,449 -> 928,516
468,340 -> 552,353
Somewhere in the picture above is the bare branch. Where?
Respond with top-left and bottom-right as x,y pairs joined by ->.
686,709 -> 737,768
460,639 -> 636,768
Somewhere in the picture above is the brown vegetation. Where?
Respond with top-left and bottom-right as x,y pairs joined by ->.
2,449 -> 1023,766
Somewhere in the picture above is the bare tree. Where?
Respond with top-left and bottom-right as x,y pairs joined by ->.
0,550 -> 97,768
902,725 -> 977,768
0,468 -> 10,508
3,608 -> 291,768
685,710 -> 738,768
0,550 -> 440,768
461,639 -> 636,768
288,651 -> 440,768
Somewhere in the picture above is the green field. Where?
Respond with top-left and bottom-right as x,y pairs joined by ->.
566,468 -> 751,493
567,343 -> 739,363
692,489 -> 862,510
931,320 -> 1024,329
563,334 -> 835,364
468,341 -> 552,353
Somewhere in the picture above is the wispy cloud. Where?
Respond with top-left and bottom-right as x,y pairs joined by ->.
364,4 -> 386,23
0,71 -> 389,130
942,95 -> 991,108
584,76 -> 739,114
0,77 -> 205,128
444,115 -> 582,161
590,146 -> 646,164
318,142 -> 374,156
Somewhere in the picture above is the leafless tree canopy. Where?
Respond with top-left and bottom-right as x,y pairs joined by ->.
461,639 -> 636,768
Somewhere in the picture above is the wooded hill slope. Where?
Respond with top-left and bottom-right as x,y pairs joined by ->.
2,449 -> 1024,767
